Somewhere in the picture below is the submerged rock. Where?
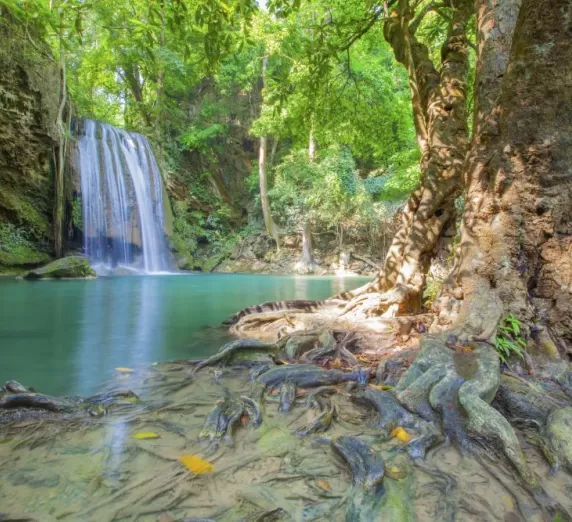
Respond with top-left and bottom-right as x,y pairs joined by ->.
24,256 -> 96,280
542,407 -> 572,473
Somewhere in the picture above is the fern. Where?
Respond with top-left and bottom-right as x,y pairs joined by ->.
494,314 -> 527,364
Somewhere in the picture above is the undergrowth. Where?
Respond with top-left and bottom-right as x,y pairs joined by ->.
495,314 -> 526,364
0,222 -> 50,267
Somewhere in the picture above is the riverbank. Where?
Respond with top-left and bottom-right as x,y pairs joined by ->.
0,274 -> 369,395
185,232 -> 384,277
2,325 -> 572,521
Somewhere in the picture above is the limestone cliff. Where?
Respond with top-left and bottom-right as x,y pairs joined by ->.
0,11 -> 61,268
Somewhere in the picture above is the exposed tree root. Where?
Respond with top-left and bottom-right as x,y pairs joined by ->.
194,339 -> 280,371
223,299 -> 346,326
0,393 -> 75,413
395,333 -> 538,486
340,284 -> 415,319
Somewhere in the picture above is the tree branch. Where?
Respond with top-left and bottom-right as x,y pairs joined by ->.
409,1 -> 446,35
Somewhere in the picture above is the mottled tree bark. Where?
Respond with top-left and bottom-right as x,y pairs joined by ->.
339,0 -> 473,316
443,0 -> 572,352
395,0 -> 572,490
434,0 -> 522,337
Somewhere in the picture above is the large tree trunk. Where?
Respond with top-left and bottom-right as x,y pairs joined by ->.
441,0 -> 572,352
258,55 -> 280,250
338,0 -> 472,316
53,12 -> 67,258
396,0 -> 572,491
295,220 -> 317,274
434,0 -> 522,336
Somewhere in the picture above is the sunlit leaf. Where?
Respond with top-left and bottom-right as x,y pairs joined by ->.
133,432 -> 160,440
179,454 -> 214,474
390,426 -> 410,443
369,384 -> 393,391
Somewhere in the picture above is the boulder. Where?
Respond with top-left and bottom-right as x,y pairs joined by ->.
24,256 -> 96,280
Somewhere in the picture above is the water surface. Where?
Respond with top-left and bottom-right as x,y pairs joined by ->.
0,274 -> 367,396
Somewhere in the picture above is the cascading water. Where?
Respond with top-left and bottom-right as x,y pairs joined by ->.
77,119 -> 172,274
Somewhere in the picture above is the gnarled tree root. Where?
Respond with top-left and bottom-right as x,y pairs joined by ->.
194,339 -> 280,371
341,284 -> 418,319
0,384 -> 139,423
394,335 -> 572,520
223,299 -> 346,326
394,334 -> 538,486
0,393 -> 76,413
332,436 -> 386,521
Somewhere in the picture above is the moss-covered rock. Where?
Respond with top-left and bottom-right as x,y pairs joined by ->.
24,256 -> 96,280
0,223 -> 51,269
542,407 -> 572,473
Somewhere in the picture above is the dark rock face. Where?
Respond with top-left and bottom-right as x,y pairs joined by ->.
24,256 -> 96,279
0,12 -> 61,268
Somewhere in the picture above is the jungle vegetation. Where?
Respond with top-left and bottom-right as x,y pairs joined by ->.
2,0 -> 572,512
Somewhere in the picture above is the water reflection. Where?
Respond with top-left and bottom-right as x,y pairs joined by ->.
74,279 -> 166,476
0,275 -> 370,396
74,278 -> 164,396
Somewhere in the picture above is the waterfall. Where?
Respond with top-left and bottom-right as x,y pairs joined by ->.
77,119 -> 171,274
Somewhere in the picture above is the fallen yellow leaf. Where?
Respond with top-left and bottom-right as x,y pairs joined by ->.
179,454 -> 214,475
316,480 -> 331,491
391,426 -> 410,443
501,495 -> 514,511
115,367 -> 134,373
385,466 -> 407,480
370,384 -> 393,391
133,432 -> 160,440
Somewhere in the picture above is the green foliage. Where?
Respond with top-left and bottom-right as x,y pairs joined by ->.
271,146 -> 380,246
363,150 -> 421,201
376,149 -> 421,200
171,192 -> 238,269
494,314 -> 527,364
0,223 -> 50,267
72,197 -> 83,229
179,123 -> 228,151
423,274 -> 442,309
172,201 -> 199,260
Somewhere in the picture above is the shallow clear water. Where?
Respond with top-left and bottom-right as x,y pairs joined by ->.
1,362 -> 570,522
0,274 -> 367,396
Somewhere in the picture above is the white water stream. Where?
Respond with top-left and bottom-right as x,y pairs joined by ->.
77,119 -> 171,274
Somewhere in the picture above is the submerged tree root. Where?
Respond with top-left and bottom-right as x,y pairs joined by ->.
194,339 -> 281,371
395,334 -> 538,485
0,381 -> 140,433
222,310 -> 572,518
